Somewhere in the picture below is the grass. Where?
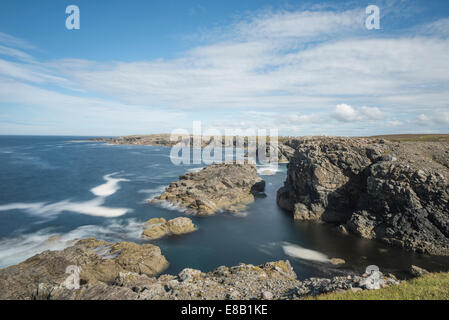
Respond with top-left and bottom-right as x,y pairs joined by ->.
369,134 -> 449,142
307,272 -> 449,300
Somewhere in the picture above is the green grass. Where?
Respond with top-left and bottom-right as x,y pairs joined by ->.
369,134 -> 449,142
307,273 -> 449,300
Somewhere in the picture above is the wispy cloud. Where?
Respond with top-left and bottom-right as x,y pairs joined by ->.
0,3 -> 448,135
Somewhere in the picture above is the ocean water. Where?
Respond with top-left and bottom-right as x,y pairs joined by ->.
0,136 -> 448,279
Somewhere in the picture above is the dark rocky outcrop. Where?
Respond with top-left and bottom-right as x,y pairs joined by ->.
277,137 -> 449,255
152,163 -> 265,215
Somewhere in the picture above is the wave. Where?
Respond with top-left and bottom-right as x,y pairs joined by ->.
90,172 -> 130,197
152,199 -> 188,213
0,173 -> 132,218
138,185 -> 168,203
0,198 -> 132,218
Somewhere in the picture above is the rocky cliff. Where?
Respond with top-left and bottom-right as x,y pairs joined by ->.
277,137 -> 449,255
93,135 -> 295,162
0,238 -> 399,300
0,238 -> 169,300
152,163 -> 266,215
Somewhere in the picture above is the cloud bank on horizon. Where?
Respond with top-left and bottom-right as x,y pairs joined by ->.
0,0 -> 448,136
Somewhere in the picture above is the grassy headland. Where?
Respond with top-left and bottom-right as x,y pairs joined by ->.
308,272 -> 449,300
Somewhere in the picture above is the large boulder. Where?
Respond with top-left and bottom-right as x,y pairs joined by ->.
142,217 -> 197,239
152,163 -> 265,215
0,238 -> 169,300
277,137 -> 449,255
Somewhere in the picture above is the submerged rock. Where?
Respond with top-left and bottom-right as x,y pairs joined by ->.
142,217 -> 197,239
409,265 -> 430,277
152,163 -> 265,215
277,137 -> 449,255
329,258 -> 346,265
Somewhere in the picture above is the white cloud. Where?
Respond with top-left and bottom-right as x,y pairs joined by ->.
420,17 -> 449,37
416,110 -> 449,126
359,106 -> 384,120
388,120 -> 403,127
0,32 -> 35,50
49,36 -> 449,112
332,104 -> 384,122
417,114 -> 430,122
234,9 -> 364,40
0,45 -> 33,61
333,104 -> 359,122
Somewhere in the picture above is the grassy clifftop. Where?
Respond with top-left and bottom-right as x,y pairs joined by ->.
308,272 -> 449,300
369,134 -> 449,142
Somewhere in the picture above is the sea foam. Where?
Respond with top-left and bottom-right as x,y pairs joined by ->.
282,242 -> 329,263
0,173 -> 132,218
0,198 -> 132,218
90,173 -> 130,197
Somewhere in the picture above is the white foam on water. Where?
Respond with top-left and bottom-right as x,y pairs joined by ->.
187,167 -> 205,173
138,185 -> 168,203
0,173 -> 133,219
0,229 -> 65,268
0,198 -> 132,218
90,173 -> 130,197
257,242 -> 278,256
138,186 -> 167,194
282,242 -> 329,263
257,164 -> 282,176
154,199 -> 189,213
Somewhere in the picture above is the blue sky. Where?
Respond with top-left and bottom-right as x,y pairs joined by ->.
0,0 -> 448,136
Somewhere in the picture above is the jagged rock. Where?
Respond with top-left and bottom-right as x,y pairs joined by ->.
262,291 -> 273,299
0,238 -> 169,300
337,224 -> 349,235
1,251 -> 400,300
278,143 -> 295,163
94,135 -> 294,162
409,265 -> 430,277
277,137 -> 449,255
178,268 -> 202,282
142,217 -> 197,239
167,217 -> 197,235
45,235 -> 62,244
152,163 -> 265,215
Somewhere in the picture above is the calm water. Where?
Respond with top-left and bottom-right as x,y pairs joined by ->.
0,136 -> 448,279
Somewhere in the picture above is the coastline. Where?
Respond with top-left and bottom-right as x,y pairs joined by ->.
0,134 -> 446,299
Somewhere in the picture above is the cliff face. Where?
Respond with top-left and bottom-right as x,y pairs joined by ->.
277,137 -> 449,256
